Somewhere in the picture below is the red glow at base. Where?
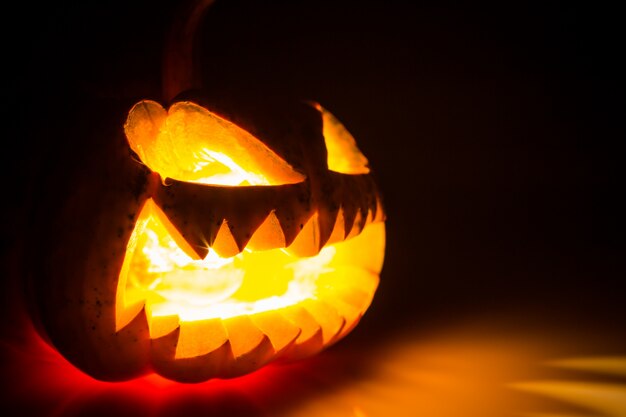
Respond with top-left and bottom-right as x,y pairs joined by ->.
3,283 -> 624,417
20,323 -> 297,390
0,308 -> 324,417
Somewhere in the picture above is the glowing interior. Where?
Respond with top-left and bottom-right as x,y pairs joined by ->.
124,100 -> 306,186
116,199 -> 385,358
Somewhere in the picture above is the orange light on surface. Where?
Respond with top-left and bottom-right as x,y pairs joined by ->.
4,310 -> 624,417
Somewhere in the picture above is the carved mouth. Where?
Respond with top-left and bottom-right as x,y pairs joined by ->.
116,198 -> 385,360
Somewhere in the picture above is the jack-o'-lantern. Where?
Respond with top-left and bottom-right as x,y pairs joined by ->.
25,0 -> 385,383
27,92 -> 385,383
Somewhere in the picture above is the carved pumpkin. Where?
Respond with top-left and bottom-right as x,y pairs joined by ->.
29,92 -> 385,382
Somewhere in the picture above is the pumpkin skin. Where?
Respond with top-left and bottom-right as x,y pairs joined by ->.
28,93 -> 385,382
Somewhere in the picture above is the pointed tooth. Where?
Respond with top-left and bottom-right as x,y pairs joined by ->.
246,211 -> 286,251
315,267 -> 379,343
365,207 -> 374,227
222,315 -> 266,358
286,212 -> 321,257
146,310 -> 180,340
315,203 -> 337,250
367,194 -> 377,223
342,204 -> 358,238
336,316 -> 363,343
358,207 -> 369,230
221,316 -> 275,377
211,219 -> 241,257
250,310 -> 301,355
276,207 -> 314,247
144,294 -> 180,339
150,199 -> 202,260
151,327 -> 231,383
325,207 -> 346,245
150,198 -> 209,259
373,197 -> 385,223
279,305 -> 321,345
279,305 -> 325,361
150,327 -> 180,371
221,338 -> 275,379
280,328 -> 324,362
116,206 -> 144,331
175,318 -> 229,359
361,176 -> 377,213
326,221 -> 386,273
345,210 -> 364,239
225,208 -> 274,253
116,287 -> 146,332
100,304 -> 151,378
301,299 -> 345,345
150,327 -> 179,359
115,200 -> 154,332
323,296 -> 363,343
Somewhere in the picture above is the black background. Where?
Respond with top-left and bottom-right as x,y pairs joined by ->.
3,0 -> 625,414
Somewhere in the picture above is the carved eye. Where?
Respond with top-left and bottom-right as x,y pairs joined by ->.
313,102 -> 370,175
124,100 -> 306,186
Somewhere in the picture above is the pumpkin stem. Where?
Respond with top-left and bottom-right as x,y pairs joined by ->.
162,0 -> 215,103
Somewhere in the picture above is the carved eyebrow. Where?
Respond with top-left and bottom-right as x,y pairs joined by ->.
124,100 -> 306,186
311,102 -> 370,175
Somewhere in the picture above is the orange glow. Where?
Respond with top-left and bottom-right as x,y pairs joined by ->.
7,315 -> 625,417
124,100 -> 306,186
512,357 -> 626,417
313,103 -> 370,175
545,356 -> 626,377
116,199 -> 385,359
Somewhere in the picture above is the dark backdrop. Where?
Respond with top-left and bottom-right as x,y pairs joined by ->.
3,0 -> 625,414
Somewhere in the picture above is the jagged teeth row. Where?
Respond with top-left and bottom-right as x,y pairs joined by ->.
152,168 -> 385,260
207,201 -> 385,259
145,267 -> 379,365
